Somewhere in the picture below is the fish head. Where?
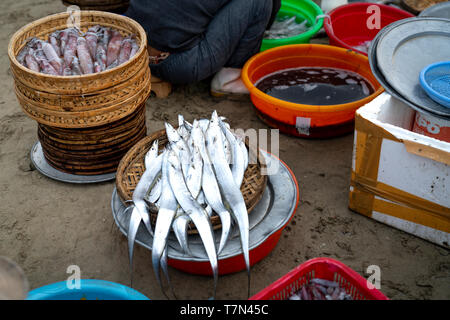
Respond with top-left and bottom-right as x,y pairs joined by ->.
165,122 -> 181,144
218,116 -> 230,130
144,140 -> 159,167
177,114 -> 185,127
198,119 -> 209,133
205,124 -> 223,151
183,119 -> 193,132
210,110 -> 219,125
151,139 -> 159,153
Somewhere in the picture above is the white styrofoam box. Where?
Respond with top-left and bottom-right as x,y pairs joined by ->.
350,92 -> 450,247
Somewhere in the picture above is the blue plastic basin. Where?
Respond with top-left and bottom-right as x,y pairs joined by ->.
26,279 -> 150,300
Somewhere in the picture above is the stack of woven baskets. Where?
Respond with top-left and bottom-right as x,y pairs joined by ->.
8,11 -> 151,176
62,0 -> 130,14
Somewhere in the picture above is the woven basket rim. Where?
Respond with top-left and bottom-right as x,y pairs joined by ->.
8,10 -> 147,80
62,0 -> 130,5
115,128 -> 268,234
116,127 -> 268,204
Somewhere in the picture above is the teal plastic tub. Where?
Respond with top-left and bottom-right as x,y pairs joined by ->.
26,279 -> 149,300
260,0 -> 324,51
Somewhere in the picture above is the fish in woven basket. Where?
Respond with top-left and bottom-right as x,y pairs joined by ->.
124,111 -> 250,299
16,25 -> 139,75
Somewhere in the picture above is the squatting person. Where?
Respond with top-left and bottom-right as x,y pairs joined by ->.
125,0 -> 281,95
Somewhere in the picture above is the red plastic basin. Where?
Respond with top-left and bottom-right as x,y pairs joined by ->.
167,154 -> 300,275
324,3 -> 414,55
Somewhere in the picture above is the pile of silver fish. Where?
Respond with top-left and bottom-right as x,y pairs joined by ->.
264,16 -> 310,39
289,278 -> 353,300
16,25 -> 139,75
124,111 -> 250,299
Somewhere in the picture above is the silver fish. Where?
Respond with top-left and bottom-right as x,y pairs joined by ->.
197,191 -> 212,216
132,140 -> 161,235
127,141 -> 161,283
166,148 -> 218,298
172,210 -> 193,256
198,117 -> 226,132
185,145 -> 203,198
183,119 -> 193,133
177,114 -> 190,142
147,177 -> 162,203
160,244 -> 177,299
206,111 -> 250,296
171,135 -> 203,254
144,141 -> 158,169
172,143 -> 203,255
184,120 -> 195,133
192,122 -> 232,255
152,150 -> 178,298
165,122 -> 191,177
219,118 -> 245,187
127,205 -> 140,287
237,138 -> 249,170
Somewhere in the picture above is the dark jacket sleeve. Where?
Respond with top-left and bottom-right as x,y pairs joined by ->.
267,0 -> 281,29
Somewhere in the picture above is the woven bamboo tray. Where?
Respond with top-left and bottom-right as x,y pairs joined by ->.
62,0 -> 130,13
115,129 -> 268,234
401,0 -> 447,14
37,103 -> 147,175
8,11 -> 150,129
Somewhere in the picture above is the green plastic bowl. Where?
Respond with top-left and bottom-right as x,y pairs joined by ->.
260,0 -> 324,51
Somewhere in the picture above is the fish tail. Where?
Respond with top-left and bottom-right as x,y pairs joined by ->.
152,251 -> 170,299
235,209 -> 251,297
217,211 -> 232,255
152,208 -> 176,298
127,206 -> 141,288
161,245 -> 178,300
190,210 -> 218,299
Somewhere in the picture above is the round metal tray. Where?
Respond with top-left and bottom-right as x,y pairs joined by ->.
376,17 -> 450,119
111,150 -> 298,262
419,1 -> 450,18
368,19 -> 449,120
30,141 -> 116,184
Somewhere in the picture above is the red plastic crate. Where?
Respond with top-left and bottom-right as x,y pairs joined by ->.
250,258 -> 388,300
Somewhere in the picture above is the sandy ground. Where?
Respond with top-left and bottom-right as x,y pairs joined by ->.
0,0 -> 449,301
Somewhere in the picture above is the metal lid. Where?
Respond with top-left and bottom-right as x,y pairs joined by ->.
376,17 -> 450,119
30,142 -> 116,184
367,19 -> 437,118
419,1 -> 450,18
111,150 -> 299,262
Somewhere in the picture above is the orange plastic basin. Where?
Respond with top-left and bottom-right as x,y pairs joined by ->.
242,44 -> 384,138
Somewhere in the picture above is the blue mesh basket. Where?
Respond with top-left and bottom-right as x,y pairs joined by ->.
419,61 -> 450,108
